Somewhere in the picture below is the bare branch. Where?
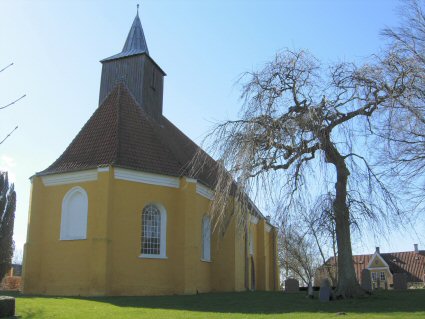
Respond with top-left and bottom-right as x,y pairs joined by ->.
0,126 -> 18,146
0,94 -> 26,110
0,63 -> 13,74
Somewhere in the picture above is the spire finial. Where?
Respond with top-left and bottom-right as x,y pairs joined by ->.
137,4 -> 139,15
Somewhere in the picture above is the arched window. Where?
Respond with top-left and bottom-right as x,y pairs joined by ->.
201,215 -> 211,261
60,186 -> 88,240
141,204 -> 167,258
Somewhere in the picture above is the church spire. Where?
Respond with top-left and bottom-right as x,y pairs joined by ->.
122,4 -> 149,55
101,5 -> 149,62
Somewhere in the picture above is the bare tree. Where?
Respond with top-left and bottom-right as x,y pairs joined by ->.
193,47 -> 415,298
306,192 -> 372,287
282,192 -> 359,287
0,63 -> 25,146
278,224 -> 319,286
304,194 -> 338,286
377,0 -> 425,198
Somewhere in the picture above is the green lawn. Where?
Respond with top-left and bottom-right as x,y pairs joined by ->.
1,290 -> 425,319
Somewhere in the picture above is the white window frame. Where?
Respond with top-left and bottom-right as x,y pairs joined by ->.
60,186 -> 88,240
139,203 -> 167,259
380,271 -> 386,281
371,272 -> 377,281
201,215 -> 211,262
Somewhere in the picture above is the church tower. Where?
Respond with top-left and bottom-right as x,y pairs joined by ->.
98,7 -> 166,121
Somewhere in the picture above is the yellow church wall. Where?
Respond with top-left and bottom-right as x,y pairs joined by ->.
23,167 -> 277,296
105,174 -> 216,295
211,218 -> 236,292
265,229 -> 273,290
90,170 -> 113,295
259,223 -> 279,291
219,201 -> 248,292
256,220 -> 267,290
181,179 -> 212,294
22,171 -> 112,295
234,225 -> 247,291
247,222 -> 256,290
250,220 -> 273,292
107,176 -> 183,295
248,220 -> 278,292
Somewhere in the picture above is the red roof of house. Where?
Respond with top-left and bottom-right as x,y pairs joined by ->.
325,250 -> 425,283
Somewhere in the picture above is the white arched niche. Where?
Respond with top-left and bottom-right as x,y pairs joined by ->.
60,186 -> 88,240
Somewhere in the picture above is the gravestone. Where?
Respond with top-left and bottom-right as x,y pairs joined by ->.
361,269 -> 372,292
284,278 -> 299,293
393,273 -> 408,290
307,282 -> 314,298
0,296 -> 15,318
319,278 -> 332,302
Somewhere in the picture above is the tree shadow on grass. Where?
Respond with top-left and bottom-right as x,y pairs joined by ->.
3,290 -> 425,315
7,310 -> 42,319
89,290 -> 425,314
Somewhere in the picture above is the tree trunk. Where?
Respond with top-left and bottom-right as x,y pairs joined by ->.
321,134 -> 365,298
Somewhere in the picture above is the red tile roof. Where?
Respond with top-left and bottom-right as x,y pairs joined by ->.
381,251 -> 425,282
323,250 -> 425,283
38,84 -> 217,188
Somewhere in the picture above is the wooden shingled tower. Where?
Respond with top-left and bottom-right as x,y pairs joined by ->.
99,7 -> 166,122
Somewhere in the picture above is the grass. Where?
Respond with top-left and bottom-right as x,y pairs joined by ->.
1,290 -> 425,318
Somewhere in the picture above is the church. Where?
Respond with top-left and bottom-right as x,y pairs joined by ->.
22,9 -> 278,296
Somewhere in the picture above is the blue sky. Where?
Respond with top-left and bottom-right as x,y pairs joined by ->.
1,0 -> 423,256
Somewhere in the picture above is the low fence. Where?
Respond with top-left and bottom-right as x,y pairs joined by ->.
0,276 -> 22,291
